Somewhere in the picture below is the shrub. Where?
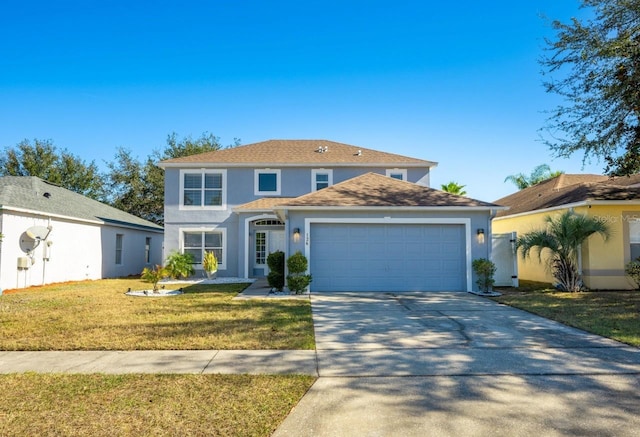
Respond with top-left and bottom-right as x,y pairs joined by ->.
202,251 -> 218,274
165,251 -> 195,279
141,265 -> 168,292
472,258 -> 496,292
625,259 -> 640,290
286,251 -> 312,294
267,250 -> 285,292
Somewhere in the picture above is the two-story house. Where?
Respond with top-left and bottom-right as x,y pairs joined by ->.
159,139 -> 503,292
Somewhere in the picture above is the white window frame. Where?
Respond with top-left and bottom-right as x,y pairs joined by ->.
254,169 -> 281,195
180,227 -> 227,270
386,168 -> 407,181
629,219 -> 640,261
145,237 -> 151,264
115,234 -> 123,265
311,169 -> 333,192
179,169 -> 227,210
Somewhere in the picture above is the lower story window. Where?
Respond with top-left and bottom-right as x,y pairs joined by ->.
183,230 -> 224,268
630,220 -> 640,260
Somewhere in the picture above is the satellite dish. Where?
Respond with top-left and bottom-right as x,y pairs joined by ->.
26,226 -> 52,240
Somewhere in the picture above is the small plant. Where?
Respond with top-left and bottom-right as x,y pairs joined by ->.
286,251 -> 312,294
202,251 -> 218,278
165,251 -> 195,279
625,258 -> 640,290
141,265 -> 168,292
472,258 -> 497,293
267,250 -> 285,292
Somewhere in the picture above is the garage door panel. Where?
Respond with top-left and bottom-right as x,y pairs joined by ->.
311,223 -> 466,292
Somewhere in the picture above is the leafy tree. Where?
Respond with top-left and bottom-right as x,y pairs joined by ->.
504,164 -> 564,190
163,131 -> 240,159
440,181 -> 467,196
105,148 -> 164,224
540,0 -> 640,176
0,139 -> 105,200
516,211 -> 610,292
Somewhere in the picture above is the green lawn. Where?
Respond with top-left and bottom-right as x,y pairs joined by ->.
0,279 -> 315,350
493,282 -> 640,347
0,279 -> 317,436
0,373 -> 316,437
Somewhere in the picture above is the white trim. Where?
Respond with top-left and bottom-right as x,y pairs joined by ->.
279,205 -> 505,212
0,206 -> 163,232
179,226 -> 227,270
493,199 -> 640,222
179,169 -> 227,211
243,214 -> 281,278
254,169 -> 282,196
303,217 -> 473,292
311,169 -> 334,192
386,168 -> 408,181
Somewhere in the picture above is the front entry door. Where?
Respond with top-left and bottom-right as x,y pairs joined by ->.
254,230 -> 285,276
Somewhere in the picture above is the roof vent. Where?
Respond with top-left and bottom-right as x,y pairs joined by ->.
356,150 -> 362,156
316,146 -> 329,153
43,192 -> 51,199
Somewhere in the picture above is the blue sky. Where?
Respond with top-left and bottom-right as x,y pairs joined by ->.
0,0 -> 602,201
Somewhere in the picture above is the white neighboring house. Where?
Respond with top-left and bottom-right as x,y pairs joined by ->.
0,176 -> 164,292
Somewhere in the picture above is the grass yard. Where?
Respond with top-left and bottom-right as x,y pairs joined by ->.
0,373 -> 316,437
493,281 -> 640,347
0,279 -> 315,350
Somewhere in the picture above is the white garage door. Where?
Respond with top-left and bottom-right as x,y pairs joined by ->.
310,223 -> 466,292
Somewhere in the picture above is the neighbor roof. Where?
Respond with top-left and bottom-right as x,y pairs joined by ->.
0,176 -> 163,231
159,139 -> 437,168
494,173 -> 640,217
275,173 -> 502,209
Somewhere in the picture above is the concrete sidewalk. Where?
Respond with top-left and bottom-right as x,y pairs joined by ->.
0,349 -> 318,375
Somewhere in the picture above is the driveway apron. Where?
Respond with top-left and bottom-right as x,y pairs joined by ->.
274,291 -> 640,436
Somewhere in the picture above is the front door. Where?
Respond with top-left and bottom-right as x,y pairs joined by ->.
254,230 -> 285,276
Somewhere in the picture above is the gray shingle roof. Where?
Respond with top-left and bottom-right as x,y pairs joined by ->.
494,174 -> 640,217
159,139 -> 437,167
277,173 -> 502,208
0,176 -> 163,231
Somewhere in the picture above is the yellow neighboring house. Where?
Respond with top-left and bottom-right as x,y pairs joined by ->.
492,174 -> 640,290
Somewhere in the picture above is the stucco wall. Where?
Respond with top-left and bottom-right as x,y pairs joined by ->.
163,165 -> 432,278
492,204 -> 640,290
0,211 -> 163,292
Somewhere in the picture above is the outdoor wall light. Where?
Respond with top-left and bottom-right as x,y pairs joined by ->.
293,228 -> 301,243
476,228 -> 485,244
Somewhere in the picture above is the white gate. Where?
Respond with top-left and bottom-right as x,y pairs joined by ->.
491,232 -> 518,287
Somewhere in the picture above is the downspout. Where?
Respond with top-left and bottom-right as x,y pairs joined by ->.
282,208 -> 290,292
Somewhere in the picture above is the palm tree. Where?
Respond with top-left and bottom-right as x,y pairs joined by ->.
505,164 -> 564,190
440,181 -> 467,196
516,210 -> 610,292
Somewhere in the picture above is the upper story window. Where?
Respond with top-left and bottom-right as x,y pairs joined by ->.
255,169 -> 281,195
386,169 -> 407,181
311,169 -> 333,191
180,169 -> 226,209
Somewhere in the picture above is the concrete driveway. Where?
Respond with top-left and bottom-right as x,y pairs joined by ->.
274,291 -> 640,436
